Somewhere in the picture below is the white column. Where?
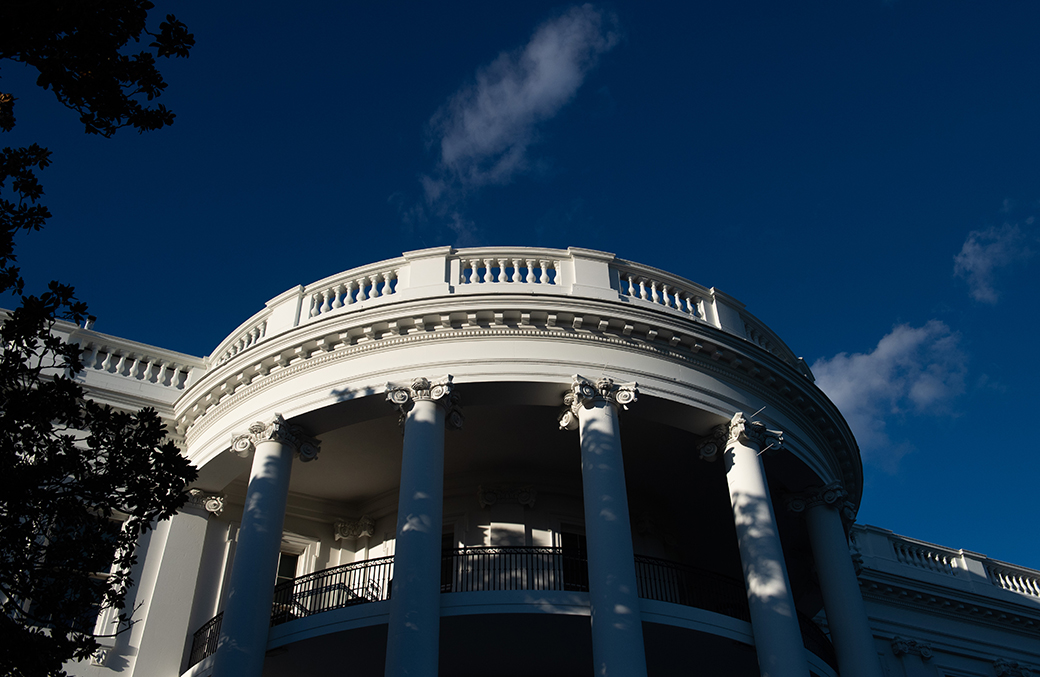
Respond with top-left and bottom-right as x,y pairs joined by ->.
384,376 -> 463,677
132,492 -> 222,675
561,375 -> 648,677
212,415 -> 319,677
700,413 -> 808,677
788,484 -> 882,677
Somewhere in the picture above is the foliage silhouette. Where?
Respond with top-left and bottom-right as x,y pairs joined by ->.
0,3 -> 197,675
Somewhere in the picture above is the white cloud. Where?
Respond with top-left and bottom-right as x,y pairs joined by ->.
423,4 -> 619,204
811,321 -> 966,468
953,222 -> 1034,303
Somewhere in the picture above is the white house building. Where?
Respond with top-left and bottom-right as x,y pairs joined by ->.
53,247 -> 1039,677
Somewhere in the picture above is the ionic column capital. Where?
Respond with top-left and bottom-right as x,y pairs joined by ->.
385,375 -> 463,429
890,636 -> 933,660
697,411 -> 783,461
993,658 -> 1034,677
559,375 -> 638,430
229,413 -> 320,462
786,481 -> 857,522
186,489 -> 225,516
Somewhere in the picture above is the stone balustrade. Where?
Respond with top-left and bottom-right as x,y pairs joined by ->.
612,259 -> 707,319
201,247 -> 801,364
304,258 -> 404,321
852,525 -> 1040,605
42,321 -> 209,416
213,313 -> 270,366
890,539 -> 960,576
987,563 -> 1040,598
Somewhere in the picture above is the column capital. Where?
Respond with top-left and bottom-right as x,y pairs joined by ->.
786,481 -> 857,521
993,658 -> 1034,677
229,413 -> 320,462
334,516 -> 375,541
186,489 -> 225,516
385,375 -> 463,429
890,636 -> 933,660
559,375 -> 638,430
697,412 -> 783,461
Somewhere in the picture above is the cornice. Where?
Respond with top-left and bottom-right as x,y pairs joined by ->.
176,298 -> 861,506
859,572 -> 1040,637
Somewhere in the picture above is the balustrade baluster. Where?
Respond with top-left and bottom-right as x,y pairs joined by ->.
154,362 -> 168,386
309,294 -> 321,318
511,258 -> 522,282
386,270 -> 397,295
539,260 -> 551,284
319,290 -> 331,314
100,351 -> 114,372
483,259 -> 494,283
524,259 -> 536,284
82,345 -> 99,370
332,284 -> 344,309
356,277 -> 368,302
114,352 -> 128,375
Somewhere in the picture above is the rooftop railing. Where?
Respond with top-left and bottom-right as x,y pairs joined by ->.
187,547 -> 836,670
196,247 -> 803,373
853,525 -> 1040,602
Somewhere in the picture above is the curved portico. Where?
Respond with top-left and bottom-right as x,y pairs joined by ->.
162,247 -> 877,677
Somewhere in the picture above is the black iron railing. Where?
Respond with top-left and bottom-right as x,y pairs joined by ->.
189,547 -> 836,671
634,555 -> 751,621
187,610 -> 222,668
440,546 -> 589,593
270,555 -> 394,626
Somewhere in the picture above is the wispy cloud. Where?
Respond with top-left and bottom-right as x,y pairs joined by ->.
953,220 -> 1035,303
409,4 -> 618,241
811,321 -> 967,469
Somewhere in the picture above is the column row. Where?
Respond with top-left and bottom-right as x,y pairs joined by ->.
205,377 -> 878,677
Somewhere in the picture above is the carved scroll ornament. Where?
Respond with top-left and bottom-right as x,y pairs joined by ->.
697,412 -> 783,461
229,413 -> 320,462
559,375 -> 638,430
385,375 -> 464,429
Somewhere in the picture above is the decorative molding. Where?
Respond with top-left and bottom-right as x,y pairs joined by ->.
786,481 -> 857,522
179,314 -> 859,509
559,374 -> 638,430
228,413 -> 320,462
891,636 -> 933,659
385,375 -> 464,429
187,489 -> 225,516
994,658 -> 1034,677
859,579 -> 1040,633
90,648 -> 109,667
334,516 -> 375,541
697,411 -> 783,461
477,485 -> 537,509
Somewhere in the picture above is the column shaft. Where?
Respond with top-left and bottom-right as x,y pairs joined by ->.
578,401 -> 648,677
384,399 -> 446,677
805,504 -> 881,677
213,439 -> 294,677
725,437 -> 809,677
132,507 -> 210,675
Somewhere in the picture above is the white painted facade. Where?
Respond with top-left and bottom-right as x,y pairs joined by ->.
48,247 -> 1037,677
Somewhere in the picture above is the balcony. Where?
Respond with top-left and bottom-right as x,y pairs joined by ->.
188,547 -> 836,671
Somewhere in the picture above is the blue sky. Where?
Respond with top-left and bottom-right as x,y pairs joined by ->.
5,1 -> 1040,568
